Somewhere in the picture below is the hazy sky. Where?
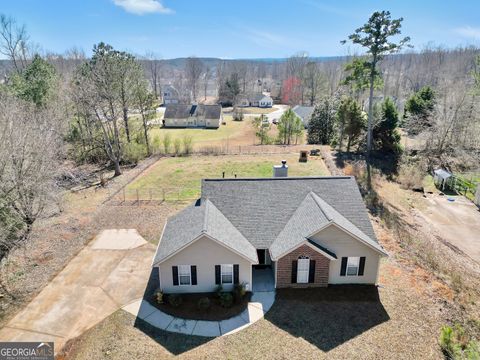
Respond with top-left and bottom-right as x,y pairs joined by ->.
2,0 -> 480,59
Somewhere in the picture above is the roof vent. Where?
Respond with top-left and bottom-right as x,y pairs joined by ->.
273,160 -> 288,178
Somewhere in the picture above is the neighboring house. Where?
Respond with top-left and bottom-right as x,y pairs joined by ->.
163,104 -> 222,129
292,105 -> 315,129
162,85 -> 180,105
236,93 -> 273,108
152,162 -> 387,293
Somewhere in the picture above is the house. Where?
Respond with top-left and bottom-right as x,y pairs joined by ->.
236,93 -> 273,108
292,105 -> 315,129
163,104 -> 222,129
162,85 -> 180,105
152,162 -> 387,294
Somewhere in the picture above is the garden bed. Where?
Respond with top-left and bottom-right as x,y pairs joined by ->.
149,291 -> 252,321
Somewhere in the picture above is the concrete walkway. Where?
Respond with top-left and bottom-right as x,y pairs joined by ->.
0,229 -> 156,353
123,290 -> 275,337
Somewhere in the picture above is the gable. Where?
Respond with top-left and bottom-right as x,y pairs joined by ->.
309,223 -> 386,257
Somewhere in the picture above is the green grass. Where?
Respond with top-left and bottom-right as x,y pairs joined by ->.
125,154 -> 330,201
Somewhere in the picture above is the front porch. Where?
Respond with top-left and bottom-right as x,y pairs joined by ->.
252,266 -> 275,292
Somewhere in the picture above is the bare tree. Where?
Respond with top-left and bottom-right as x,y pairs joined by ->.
0,93 -> 62,262
185,56 -> 203,101
303,61 -> 324,106
145,51 -> 162,99
0,14 -> 30,73
203,65 -> 211,101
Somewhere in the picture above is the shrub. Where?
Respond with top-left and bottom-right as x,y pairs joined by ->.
168,294 -> 182,307
219,292 -> 234,308
163,133 -> 171,154
123,142 -> 145,165
439,324 -> 479,359
154,289 -> 164,304
233,282 -> 247,303
215,284 -> 223,297
174,138 -> 182,155
197,297 -> 211,311
233,107 -> 244,121
151,135 -> 162,154
183,135 -> 193,155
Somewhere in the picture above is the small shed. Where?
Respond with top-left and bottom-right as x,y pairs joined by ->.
433,169 -> 452,190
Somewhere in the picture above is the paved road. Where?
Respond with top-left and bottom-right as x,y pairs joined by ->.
0,229 -> 156,354
265,104 -> 289,123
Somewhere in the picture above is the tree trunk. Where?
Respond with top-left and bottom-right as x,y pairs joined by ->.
367,60 -> 376,156
123,107 -> 130,143
347,136 -> 351,153
142,113 -> 151,156
113,159 -> 121,177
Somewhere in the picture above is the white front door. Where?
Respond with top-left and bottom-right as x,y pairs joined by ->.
297,258 -> 309,283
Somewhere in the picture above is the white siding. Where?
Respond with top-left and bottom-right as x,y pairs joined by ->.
309,225 -> 381,284
157,235 -> 252,293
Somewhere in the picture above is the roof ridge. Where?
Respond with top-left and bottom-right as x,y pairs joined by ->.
202,199 -> 209,233
309,192 -> 333,222
202,176 -> 353,182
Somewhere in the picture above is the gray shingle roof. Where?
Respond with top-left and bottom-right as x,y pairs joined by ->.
153,199 -> 257,265
155,176 -> 385,265
201,177 -> 378,249
164,104 -> 222,120
292,105 -> 314,126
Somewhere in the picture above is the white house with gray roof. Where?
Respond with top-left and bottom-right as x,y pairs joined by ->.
153,162 -> 387,294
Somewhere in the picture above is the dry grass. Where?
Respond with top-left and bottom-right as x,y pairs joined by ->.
124,153 -> 330,202
60,267 -> 445,360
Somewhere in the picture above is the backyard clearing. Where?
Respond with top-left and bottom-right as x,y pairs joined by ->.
123,153 -> 330,203
0,230 -> 156,354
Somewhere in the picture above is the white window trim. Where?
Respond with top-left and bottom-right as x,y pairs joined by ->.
178,265 -> 191,286
346,257 -> 360,276
297,257 -> 310,284
221,264 -> 233,284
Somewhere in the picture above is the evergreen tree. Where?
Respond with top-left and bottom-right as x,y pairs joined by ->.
404,86 -> 435,135
373,97 -> 402,153
337,97 -> 366,152
307,97 -> 336,145
342,11 -> 410,156
10,54 -> 57,107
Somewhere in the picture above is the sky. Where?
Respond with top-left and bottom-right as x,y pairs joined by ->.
2,0 -> 480,59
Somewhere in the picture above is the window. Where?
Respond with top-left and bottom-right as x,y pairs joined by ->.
347,257 -> 360,276
297,256 -> 310,283
178,265 -> 191,285
221,264 -> 233,284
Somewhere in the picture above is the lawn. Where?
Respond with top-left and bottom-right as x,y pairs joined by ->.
146,115 -> 256,149
125,153 -> 330,202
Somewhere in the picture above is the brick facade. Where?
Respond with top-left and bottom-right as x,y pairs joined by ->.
276,244 -> 329,288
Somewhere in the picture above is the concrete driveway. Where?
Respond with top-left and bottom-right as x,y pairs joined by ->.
419,195 -> 480,263
0,229 -> 155,353
266,104 -> 289,123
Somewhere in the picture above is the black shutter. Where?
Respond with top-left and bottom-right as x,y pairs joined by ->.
215,265 -> 221,284
172,266 -> 179,286
308,260 -> 316,283
358,257 -> 366,276
191,265 -> 197,285
233,264 -> 239,284
340,257 -> 348,276
291,260 -> 297,283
